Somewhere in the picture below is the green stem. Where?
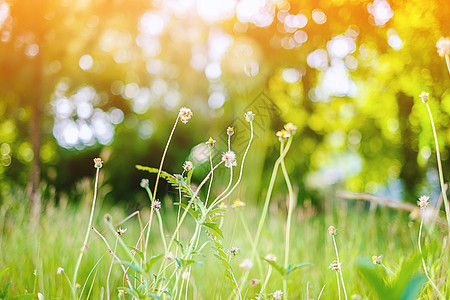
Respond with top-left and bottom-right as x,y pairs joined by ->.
418,217 -> 445,299
144,186 -> 156,261
72,167 -> 100,299
332,236 -> 347,300
280,138 -> 295,300
259,265 -> 272,295
156,210 -> 168,253
445,54 -> 450,76
381,263 -> 395,276
425,103 -> 450,228
335,271 -> 342,300
205,147 -> 214,206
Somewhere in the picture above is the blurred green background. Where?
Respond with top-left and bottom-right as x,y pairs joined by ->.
1,0 -> 449,206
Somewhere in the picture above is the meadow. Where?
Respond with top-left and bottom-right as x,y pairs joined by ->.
0,107 -> 449,300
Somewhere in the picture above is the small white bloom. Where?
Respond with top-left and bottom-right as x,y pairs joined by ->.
272,290 -> 283,299
183,161 -> 193,172
222,151 -> 237,168
57,267 -> 64,274
179,107 -> 193,124
436,37 -> 450,57
164,251 -> 174,261
264,253 -> 277,262
244,111 -> 255,122
419,92 -> 429,104
239,258 -> 254,271
417,195 -> 430,209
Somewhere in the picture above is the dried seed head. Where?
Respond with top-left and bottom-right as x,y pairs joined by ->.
417,195 -> 430,209
140,178 -> 149,188
328,225 -> 336,236
372,255 -> 382,265
276,129 -> 290,140
222,151 -> 237,168
230,247 -> 240,257
93,157 -> 103,169
272,290 -> 283,299
244,111 -> 255,122
206,137 -> 216,147
183,161 -> 193,172
116,227 -> 127,237
239,258 -> 254,271
329,260 -> 341,271
284,122 -> 297,135
436,37 -> 450,57
265,253 -> 277,262
57,267 -> 64,274
419,92 -> 429,104
250,279 -> 260,287
231,199 -> 246,208
164,252 -> 174,261
179,107 -> 193,124
104,213 -> 112,222
153,200 -> 162,211
227,126 -> 235,136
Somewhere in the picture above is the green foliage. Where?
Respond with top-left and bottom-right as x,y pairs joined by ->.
263,258 -> 311,277
357,252 -> 426,300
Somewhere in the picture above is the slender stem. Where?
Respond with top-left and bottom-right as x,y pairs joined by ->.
211,121 -> 254,208
144,186 -> 156,261
425,103 -> 450,228
92,227 -> 133,290
106,238 -> 118,300
381,263 -> 395,276
205,147 -> 214,206
332,236 -> 347,300
259,265 -> 272,295
335,271 -> 341,300
280,138 -> 295,300
72,167 -> 100,299
156,210 -> 168,253
418,217 -> 445,299
317,284 -> 326,300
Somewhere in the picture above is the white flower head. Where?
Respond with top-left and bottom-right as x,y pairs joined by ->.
244,111 -> 255,122
164,251 -> 175,261
183,161 -> 193,172
222,151 -> 237,168
272,290 -> 283,299
372,255 -> 382,265
417,195 -> 430,209
264,253 -> 277,262
329,260 -> 341,271
179,107 -> 193,124
239,258 -> 254,271
419,92 -> 429,104
57,267 -> 64,274
436,37 -> 450,57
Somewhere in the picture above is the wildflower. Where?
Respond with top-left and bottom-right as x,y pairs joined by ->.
272,290 -> 283,299
57,267 -> 64,274
93,157 -> 103,169
328,225 -> 336,236
33,269 -> 37,276
231,199 -> 246,208
219,202 -> 228,209
183,161 -> 193,172
75,283 -> 81,289
104,213 -> 112,222
206,137 -> 216,147
417,195 -> 430,209
244,111 -> 255,122
227,126 -> 235,136
372,255 -> 382,265
250,279 -> 260,287
116,227 -> 127,237
38,293 -> 44,300
276,129 -> 290,140
81,244 -> 88,253
284,122 -> 297,135
164,252 -> 174,261
118,290 -> 125,297
153,200 -> 162,210
179,107 -> 193,124
140,178 -> 149,188
436,37 -> 450,57
419,92 -> 429,104
230,247 -> 240,257
265,253 -> 277,262
239,258 -> 254,271
222,151 -> 237,168
329,260 -> 341,271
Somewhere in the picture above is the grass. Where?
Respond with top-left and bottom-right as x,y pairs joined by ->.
0,185 -> 448,299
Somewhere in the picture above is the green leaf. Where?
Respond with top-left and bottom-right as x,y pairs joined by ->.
121,261 -> 146,274
263,258 -> 286,276
0,268 -> 9,281
119,287 -> 139,298
286,263 -> 311,276
399,275 -> 426,300
174,203 -> 200,220
175,258 -> 195,269
146,254 -> 164,273
202,222 -> 224,239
